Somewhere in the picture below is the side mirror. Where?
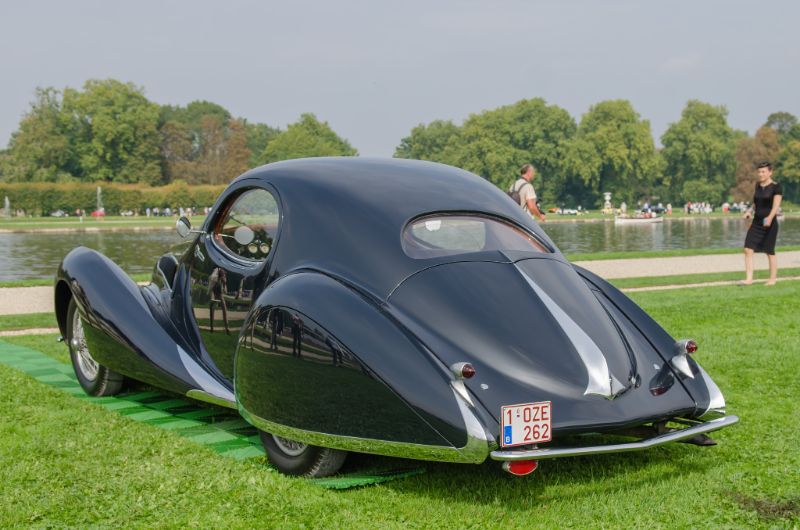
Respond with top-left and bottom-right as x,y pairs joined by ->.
176,216 -> 192,238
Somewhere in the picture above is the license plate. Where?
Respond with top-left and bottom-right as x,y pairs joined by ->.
501,401 -> 552,447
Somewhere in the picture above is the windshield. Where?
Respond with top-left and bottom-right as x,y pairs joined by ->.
402,214 -> 549,259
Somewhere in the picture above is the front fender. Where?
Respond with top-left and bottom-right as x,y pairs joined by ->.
56,247 -> 204,394
235,271 -> 493,463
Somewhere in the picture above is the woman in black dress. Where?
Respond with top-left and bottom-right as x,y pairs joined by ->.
743,161 -> 783,285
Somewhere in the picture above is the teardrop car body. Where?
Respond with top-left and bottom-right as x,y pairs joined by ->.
54,157 -> 737,477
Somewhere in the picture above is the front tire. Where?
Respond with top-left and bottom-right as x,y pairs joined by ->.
259,431 -> 347,477
66,298 -> 125,396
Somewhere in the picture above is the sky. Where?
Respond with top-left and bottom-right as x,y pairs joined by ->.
1,0 -> 799,156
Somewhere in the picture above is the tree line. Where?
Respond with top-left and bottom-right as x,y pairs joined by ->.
396,100 -> 800,206
0,79 -> 356,187
2,78 -> 799,206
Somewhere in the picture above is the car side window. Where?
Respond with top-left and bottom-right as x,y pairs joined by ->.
214,188 -> 279,262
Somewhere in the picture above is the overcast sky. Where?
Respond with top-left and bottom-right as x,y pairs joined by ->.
1,1 -> 798,156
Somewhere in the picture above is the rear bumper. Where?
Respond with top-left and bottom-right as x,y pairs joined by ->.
490,415 -> 739,461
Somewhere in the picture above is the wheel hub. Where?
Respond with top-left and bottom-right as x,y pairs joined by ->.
71,310 -> 99,381
272,435 -> 308,456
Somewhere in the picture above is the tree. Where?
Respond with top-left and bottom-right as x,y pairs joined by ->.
160,100 -> 232,132
222,119 -> 251,180
245,122 -> 280,167
731,126 -> 780,201
159,120 -> 193,183
765,112 -> 798,139
158,99 -> 263,183
777,139 -> 800,203
192,115 -> 227,183
661,100 -> 739,203
564,100 -> 659,205
394,120 -> 461,162
62,79 -> 162,184
261,113 -> 357,163
2,88 -> 77,182
445,99 -> 577,203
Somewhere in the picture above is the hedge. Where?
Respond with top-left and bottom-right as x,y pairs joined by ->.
0,181 -> 226,216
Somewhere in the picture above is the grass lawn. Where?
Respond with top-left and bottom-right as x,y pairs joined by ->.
0,273 -> 151,288
0,283 -> 798,527
0,313 -> 57,333
610,267 -> 800,290
565,245 -> 800,262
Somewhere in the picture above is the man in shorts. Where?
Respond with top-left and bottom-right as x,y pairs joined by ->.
509,164 -> 546,221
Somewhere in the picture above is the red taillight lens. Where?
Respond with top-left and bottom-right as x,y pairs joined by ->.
461,363 -> 476,379
451,362 -> 476,379
503,460 -> 538,476
686,340 -> 698,354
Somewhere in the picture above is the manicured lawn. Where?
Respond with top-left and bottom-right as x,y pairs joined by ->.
610,267 -> 800,290
565,245 -> 800,262
0,283 -> 798,527
0,215 -> 206,231
0,274 -> 150,288
0,313 -> 57,332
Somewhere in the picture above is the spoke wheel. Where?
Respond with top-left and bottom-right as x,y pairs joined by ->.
71,312 -> 99,380
66,298 -> 125,397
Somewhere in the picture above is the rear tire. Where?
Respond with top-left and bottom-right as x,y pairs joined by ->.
259,431 -> 347,477
66,298 -> 125,396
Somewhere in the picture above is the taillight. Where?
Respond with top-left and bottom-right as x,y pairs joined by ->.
502,460 -> 538,476
671,339 -> 698,379
450,362 -> 476,379
675,339 -> 698,355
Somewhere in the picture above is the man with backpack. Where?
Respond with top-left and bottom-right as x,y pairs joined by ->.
508,163 -> 546,222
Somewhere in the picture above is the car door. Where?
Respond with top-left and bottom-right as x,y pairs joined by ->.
187,185 -> 281,380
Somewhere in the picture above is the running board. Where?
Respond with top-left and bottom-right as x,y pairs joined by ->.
490,415 -> 739,461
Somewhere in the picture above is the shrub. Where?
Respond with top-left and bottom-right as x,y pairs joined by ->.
0,182 -> 226,216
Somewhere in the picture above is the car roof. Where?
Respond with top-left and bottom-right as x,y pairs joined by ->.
237,157 -> 556,300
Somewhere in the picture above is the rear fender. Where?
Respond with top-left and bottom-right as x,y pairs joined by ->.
235,271 -> 493,462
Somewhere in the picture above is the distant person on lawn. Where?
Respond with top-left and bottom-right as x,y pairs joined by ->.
742,161 -> 782,286
509,163 -> 546,222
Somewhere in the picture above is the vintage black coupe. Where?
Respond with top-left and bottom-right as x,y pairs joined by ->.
55,158 -> 737,477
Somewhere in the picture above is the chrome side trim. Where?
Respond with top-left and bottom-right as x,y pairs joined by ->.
451,387 -> 495,451
177,345 -> 235,403
670,353 -> 695,379
186,389 -> 237,410
489,415 -> 739,461
450,379 -> 474,407
238,389 -> 491,464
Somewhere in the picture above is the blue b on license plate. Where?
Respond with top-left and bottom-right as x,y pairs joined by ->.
501,401 -> 552,447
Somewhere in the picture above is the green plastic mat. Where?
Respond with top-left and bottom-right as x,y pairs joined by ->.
0,338 -> 425,489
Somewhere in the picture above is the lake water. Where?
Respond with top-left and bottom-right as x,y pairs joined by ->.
1,217 -> 798,281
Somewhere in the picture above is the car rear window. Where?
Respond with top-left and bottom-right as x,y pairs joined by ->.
402,215 -> 549,258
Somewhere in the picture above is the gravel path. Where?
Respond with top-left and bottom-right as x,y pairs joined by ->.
0,287 -> 54,316
2,251 -> 799,316
572,250 -> 800,279
0,328 -> 60,337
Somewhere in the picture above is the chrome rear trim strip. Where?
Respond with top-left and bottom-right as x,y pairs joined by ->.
239,406 -> 490,464
238,387 -> 492,464
490,415 -> 739,461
